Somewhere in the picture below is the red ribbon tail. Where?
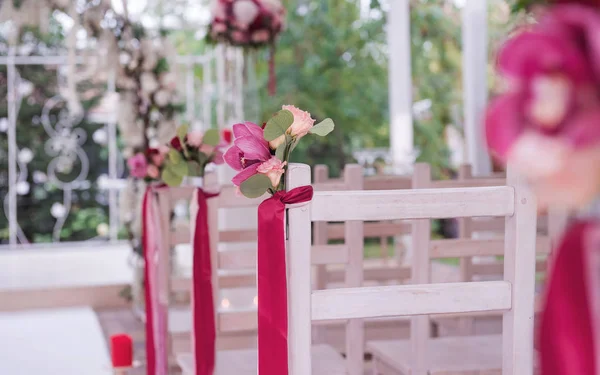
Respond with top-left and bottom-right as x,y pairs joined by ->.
540,220 -> 598,375
193,189 -> 217,375
257,186 -> 314,375
142,188 -> 156,375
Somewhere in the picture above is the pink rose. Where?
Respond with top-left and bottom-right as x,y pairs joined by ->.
187,130 -> 204,147
147,164 -> 160,179
282,105 -> 315,139
257,156 -> 287,187
251,30 -> 270,43
127,153 -> 148,178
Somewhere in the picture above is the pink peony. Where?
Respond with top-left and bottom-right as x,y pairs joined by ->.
187,130 -> 204,147
147,164 -> 160,179
486,5 -> 600,164
127,153 -> 148,178
257,156 -> 287,187
224,122 -> 272,186
283,105 -> 315,139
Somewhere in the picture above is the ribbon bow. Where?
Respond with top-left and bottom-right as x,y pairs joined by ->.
257,186 -> 314,375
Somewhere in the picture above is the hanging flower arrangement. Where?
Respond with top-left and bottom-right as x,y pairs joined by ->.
207,0 -> 286,95
207,0 -> 285,47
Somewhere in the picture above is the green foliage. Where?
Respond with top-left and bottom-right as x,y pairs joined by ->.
203,129 -> 220,146
511,0 -> 547,13
240,174 -> 272,198
263,109 -> 294,141
309,118 -> 335,136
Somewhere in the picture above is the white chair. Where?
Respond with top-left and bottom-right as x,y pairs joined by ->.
287,163 -> 537,375
177,165 -> 366,374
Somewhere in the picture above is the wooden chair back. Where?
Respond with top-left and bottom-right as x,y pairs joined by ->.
287,163 -> 537,375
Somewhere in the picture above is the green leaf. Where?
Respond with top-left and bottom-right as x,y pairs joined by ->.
168,149 -> 183,164
263,109 -> 294,141
177,124 -> 189,140
162,167 -> 184,187
187,161 -> 201,177
203,129 -> 220,146
240,174 -> 272,198
309,118 -> 335,136
275,142 -> 286,161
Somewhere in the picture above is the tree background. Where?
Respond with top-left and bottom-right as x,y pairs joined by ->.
0,0 -> 526,243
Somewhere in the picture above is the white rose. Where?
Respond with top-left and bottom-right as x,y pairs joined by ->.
154,90 -> 171,107
140,72 -> 159,94
233,0 -> 260,28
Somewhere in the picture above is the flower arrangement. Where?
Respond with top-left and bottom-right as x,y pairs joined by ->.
126,146 -> 170,181
207,0 -> 285,48
117,26 -> 184,158
161,126 -> 232,186
224,105 -> 334,197
485,3 -> 600,209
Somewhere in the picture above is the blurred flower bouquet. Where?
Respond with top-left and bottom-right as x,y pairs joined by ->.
117,26 -> 183,159
225,105 -> 334,197
207,0 -> 285,47
207,0 -> 286,95
486,3 -> 600,210
485,3 -> 600,374
162,126 -> 232,186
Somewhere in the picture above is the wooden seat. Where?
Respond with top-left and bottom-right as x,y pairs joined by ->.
178,344 -> 346,375
368,335 -> 502,375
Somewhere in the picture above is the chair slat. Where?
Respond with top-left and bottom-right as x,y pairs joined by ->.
311,281 -> 512,321
218,187 -> 267,208
311,245 -> 349,265
311,187 -> 515,222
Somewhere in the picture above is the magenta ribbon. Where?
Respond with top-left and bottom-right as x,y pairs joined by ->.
257,186 -> 314,375
540,220 -> 599,375
191,189 -> 219,375
142,186 -> 169,375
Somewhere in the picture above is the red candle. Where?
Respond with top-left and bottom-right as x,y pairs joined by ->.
110,334 -> 133,368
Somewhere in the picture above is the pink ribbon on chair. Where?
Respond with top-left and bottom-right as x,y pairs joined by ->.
142,186 -> 169,375
190,189 -> 219,375
257,186 -> 314,375
540,220 -> 600,375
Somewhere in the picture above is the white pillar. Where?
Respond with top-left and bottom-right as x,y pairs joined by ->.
387,0 -> 414,174
462,0 -> 491,176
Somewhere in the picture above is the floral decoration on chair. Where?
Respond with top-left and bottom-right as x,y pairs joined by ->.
161,126 -> 232,186
224,105 -> 334,198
